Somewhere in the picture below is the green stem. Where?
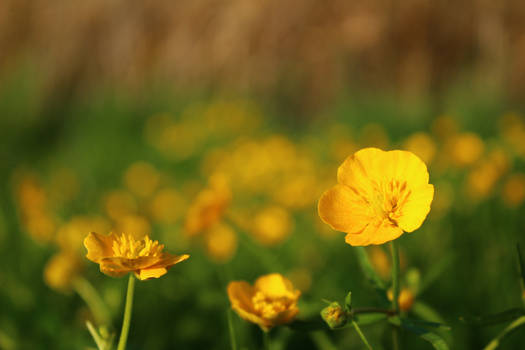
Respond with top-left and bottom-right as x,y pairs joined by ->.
390,241 -> 400,312
263,330 -> 270,350
390,241 -> 400,350
227,310 -> 238,350
117,274 -> 135,350
86,321 -> 105,350
73,277 -> 111,325
351,320 -> 373,350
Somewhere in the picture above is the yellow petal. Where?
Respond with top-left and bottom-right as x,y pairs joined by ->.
318,184 -> 371,234
397,184 -> 434,232
136,267 -> 168,280
345,219 -> 403,246
228,281 -> 269,328
149,253 -> 190,269
84,232 -> 116,263
337,147 -> 384,189
254,274 -> 300,300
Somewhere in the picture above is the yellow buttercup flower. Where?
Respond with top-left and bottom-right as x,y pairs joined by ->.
84,232 -> 189,280
184,174 -> 231,236
388,288 -> 415,312
318,148 -> 434,246
227,273 -> 301,331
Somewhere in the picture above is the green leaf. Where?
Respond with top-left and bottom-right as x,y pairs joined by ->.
484,316 -> 525,350
460,308 -> 525,326
396,318 -> 450,350
345,292 -> 352,312
355,247 -> 389,305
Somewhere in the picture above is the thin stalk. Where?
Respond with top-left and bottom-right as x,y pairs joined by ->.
73,277 -> 111,325
227,310 -> 238,350
117,274 -> 135,350
390,241 -> 400,350
352,307 -> 396,316
86,321 -> 105,350
263,330 -> 270,350
390,241 -> 400,312
351,320 -> 373,350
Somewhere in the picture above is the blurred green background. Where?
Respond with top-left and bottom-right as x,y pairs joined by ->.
2,1 -> 525,349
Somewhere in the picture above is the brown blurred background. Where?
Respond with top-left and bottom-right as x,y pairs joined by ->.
1,0 -> 525,110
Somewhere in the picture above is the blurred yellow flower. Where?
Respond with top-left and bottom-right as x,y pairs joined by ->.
44,252 -> 83,292
103,190 -> 138,221
204,223 -> 238,263
388,288 -> 415,312
446,133 -> 484,167
84,232 -> 189,280
149,188 -> 186,224
368,246 -> 391,278
124,162 -> 161,198
402,132 -> 436,164
251,206 -> 293,246
318,148 -> 434,246
227,273 -> 301,331
502,174 -> 525,207
185,174 -> 231,236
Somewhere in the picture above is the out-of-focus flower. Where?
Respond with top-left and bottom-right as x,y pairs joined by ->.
402,132 -> 436,164
124,162 -> 161,198
251,206 -> 293,246
368,246 -> 391,278
84,232 -> 189,280
388,288 -> 415,312
149,188 -> 186,224
466,149 -> 509,200
56,216 -> 111,254
204,223 -> 237,263
502,173 -> 525,207
321,302 -> 348,329
318,148 -> 434,246
185,174 -> 231,236
446,133 -> 484,167
103,190 -> 138,221
44,252 -> 83,292
227,273 -> 301,331
114,215 -> 151,239
14,172 -> 56,242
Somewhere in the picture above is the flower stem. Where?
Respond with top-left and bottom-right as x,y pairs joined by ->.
351,320 -> 373,350
227,310 -> 238,350
263,330 -> 270,350
73,277 -> 111,325
389,241 -> 400,312
117,274 -> 135,350
390,241 -> 400,350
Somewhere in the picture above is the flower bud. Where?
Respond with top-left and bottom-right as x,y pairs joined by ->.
321,302 -> 348,329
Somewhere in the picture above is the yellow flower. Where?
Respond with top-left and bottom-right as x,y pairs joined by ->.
84,232 -> 189,280
388,288 -> 415,312
251,206 -> 293,246
318,148 -> 434,246
227,273 -> 301,331
44,252 -> 83,292
204,223 -> 238,263
184,174 -> 231,236
502,173 -> 525,207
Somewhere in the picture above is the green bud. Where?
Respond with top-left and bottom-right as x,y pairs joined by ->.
321,302 -> 348,329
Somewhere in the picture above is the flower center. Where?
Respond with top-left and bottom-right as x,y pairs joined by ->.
252,291 -> 292,320
370,179 -> 411,224
112,234 -> 164,259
